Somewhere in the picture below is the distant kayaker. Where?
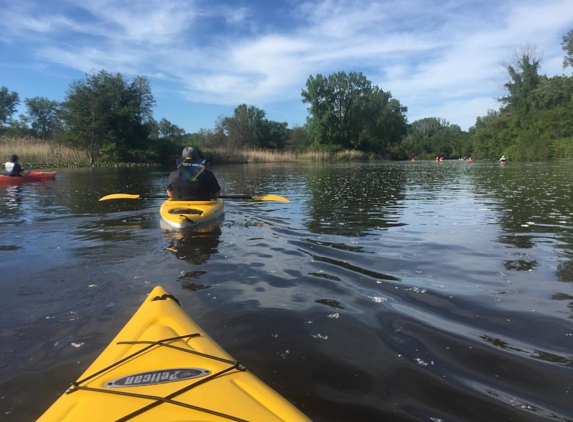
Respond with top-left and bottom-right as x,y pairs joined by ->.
167,147 -> 221,200
499,155 -> 507,163
4,155 -> 28,177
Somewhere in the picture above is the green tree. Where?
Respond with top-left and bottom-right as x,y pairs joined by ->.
111,75 -> 155,161
302,71 -> 372,149
24,97 -> 62,139
357,88 -> 408,156
62,71 -> 119,162
493,44 -> 573,161
221,104 -> 287,149
130,76 -> 154,122
402,118 -> 467,159
61,70 -> 155,163
301,71 -> 407,155
222,104 -> 261,148
0,86 -> 20,130
562,29 -> 573,69
259,120 -> 289,149
2,117 -> 31,138
403,118 -> 442,158
468,109 -> 521,160
500,46 -> 541,116
157,118 -> 185,139
287,125 -> 311,152
534,75 -> 573,109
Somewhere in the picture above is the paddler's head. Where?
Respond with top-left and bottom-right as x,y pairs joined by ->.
182,147 -> 198,160
10,154 -> 19,163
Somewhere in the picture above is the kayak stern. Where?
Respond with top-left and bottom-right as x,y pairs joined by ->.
160,199 -> 224,229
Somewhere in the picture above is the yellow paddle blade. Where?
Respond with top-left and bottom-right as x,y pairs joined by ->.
252,195 -> 290,203
99,193 -> 141,201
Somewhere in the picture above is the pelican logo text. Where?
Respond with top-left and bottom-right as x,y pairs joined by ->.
105,368 -> 210,388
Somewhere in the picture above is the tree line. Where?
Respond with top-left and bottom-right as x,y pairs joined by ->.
1,29 -> 572,163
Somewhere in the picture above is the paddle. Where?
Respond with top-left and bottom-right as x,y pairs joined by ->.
98,193 -> 290,203
23,164 -> 35,176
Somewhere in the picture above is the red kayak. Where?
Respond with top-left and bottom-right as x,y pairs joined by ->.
0,171 -> 57,184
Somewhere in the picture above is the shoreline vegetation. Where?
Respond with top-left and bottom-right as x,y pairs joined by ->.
3,137 -> 571,168
0,136 -> 372,167
3,29 -> 573,165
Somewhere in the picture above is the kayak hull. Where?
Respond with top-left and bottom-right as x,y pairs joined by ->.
0,171 -> 57,184
38,285 -> 311,422
160,199 -> 224,229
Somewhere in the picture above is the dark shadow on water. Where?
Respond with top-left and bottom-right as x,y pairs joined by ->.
163,222 -> 222,265
162,222 -> 223,291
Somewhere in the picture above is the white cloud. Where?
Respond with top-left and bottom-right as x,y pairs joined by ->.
1,0 -> 573,131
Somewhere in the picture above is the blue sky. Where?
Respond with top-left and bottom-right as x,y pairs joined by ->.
1,0 -> 573,133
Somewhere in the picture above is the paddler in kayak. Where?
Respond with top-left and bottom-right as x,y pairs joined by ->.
499,154 -> 507,163
167,147 -> 221,200
4,154 -> 29,177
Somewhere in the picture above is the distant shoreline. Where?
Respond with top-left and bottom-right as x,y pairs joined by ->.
0,136 -> 373,166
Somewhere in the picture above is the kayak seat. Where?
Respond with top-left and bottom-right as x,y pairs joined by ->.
168,208 -> 203,215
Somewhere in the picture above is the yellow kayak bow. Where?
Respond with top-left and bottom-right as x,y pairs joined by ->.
38,286 -> 311,422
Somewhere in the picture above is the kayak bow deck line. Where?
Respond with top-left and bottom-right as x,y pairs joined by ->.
38,286 -> 311,422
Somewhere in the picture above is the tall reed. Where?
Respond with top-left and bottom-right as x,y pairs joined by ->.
205,147 -> 371,163
1,137 -> 372,165
0,137 -> 82,165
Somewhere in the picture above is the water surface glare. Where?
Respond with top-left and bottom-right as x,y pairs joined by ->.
0,161 -> 572,421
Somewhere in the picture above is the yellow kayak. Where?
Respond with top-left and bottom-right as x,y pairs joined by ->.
38,285 -> 311,422
159,199 -> 224,229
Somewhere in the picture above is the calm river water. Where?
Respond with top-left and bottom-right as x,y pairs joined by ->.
0,161 -> 572,421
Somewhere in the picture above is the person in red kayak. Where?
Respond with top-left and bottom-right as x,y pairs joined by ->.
166,147 -> 221,200
4,155 -> 29,177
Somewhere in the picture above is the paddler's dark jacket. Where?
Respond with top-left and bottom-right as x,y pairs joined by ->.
167,158 -> 221,200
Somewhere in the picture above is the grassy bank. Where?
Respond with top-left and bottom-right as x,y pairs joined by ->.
1,137 -> 372,166
1,137 -> 84,167
207,147 -> 371,163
